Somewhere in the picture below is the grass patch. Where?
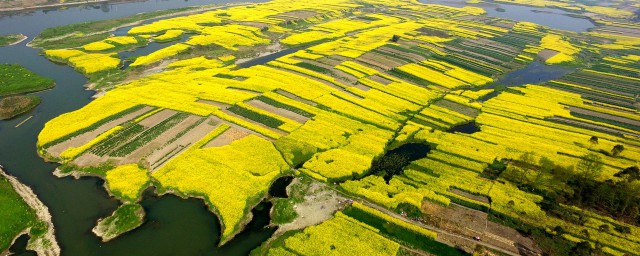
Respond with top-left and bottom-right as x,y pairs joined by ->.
94,203 -> 144,241
271,199 -> 298,224
228,105 -> 284,128
0,64 -> 55,96
256,96 -> 314,118
0,34 -> 24,46
39,33 -> 111,50
0,96 -> 41,120
293,62 -> 330,74
0,175 -> 38,252
32,7 -> 197,46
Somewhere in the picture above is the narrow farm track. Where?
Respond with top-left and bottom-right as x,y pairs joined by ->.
322,182 -> 521,256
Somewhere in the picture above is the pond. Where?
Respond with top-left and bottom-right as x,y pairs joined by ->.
479,60 -> 574,101
237,47 -> 299,68
420,0 -> 595,32
492,60 -> 574,87
0,0 -> 278,255
269,176 -> 294,198
447,121 -> 480,134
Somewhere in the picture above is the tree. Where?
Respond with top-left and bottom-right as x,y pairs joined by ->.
614,166 -> 640,181
577,153 -> 604,181
612,144 -> 625,157
552,164 -> 574,184
518,151 -> 536,183
533,156 -> 554,187
390,34 -> 400,42
571,241 -> 593,256
539,156 -> 554,173
598,224 -> 610,232
589,136 -> 599,146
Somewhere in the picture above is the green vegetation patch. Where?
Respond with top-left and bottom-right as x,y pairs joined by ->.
0,64 -> 55,96
343,204 -> 465,256
0,176 -> 38,252
110,112 -> 189,157
32,7 -> 197,48
0,96 -> 41,120
0,34 -> 25,47
228,105 -> 284,128
94,203 -> 145,242
271,199 -> 298,224
256,96 -> 314,118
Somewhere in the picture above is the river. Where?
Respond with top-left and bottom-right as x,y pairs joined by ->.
421,0 -> 595,32
0,1 -> 276,255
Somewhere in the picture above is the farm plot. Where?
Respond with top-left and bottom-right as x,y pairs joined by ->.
35,0 -> 640,253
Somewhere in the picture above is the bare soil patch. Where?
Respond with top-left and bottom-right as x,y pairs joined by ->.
275,89 -> 318,106
204,126 -> 251,148
272,10 -> 318,20
120,115 -> 203,165
435,99 -> 480,118
421,202 -> 538,255
549,116 -> 639,137
138,109 -> 176,127
537,49 -> 559,61
377,46 -> 425,63
148,116 -> 221,170
197,99 -> 231,110
47,106 -> 152,158
358,51 -> 406,70
449,188 -> 490,204
369,74 -> 393,85
247,99 -> 309,123
237,21 -> 270,29
353,83 -> 371,91
276,179 -> 346,234
569,106 -> 640,126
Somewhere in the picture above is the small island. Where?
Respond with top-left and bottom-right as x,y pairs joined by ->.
0,34 -> 27,47
0,64 -> 54,119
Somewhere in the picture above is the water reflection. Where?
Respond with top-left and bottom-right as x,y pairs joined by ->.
421,0 -> 595,32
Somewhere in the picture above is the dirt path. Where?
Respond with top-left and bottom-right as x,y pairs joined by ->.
0,168 -> 60,256
316,182 -> 523,256
5,34 -> 28,46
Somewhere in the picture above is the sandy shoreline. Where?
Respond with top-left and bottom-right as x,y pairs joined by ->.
0,167 -> 60,256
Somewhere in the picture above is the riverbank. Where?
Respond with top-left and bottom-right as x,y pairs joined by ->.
0,34 -> 27,47
0,0 -> 143,13
27,2 -> 253,49
0,167 -> 60,256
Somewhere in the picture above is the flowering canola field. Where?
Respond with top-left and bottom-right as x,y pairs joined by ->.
36,0 -> 640,253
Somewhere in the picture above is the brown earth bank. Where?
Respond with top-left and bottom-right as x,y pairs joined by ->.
0,96 -> 40,120
0,168 -> 60,256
